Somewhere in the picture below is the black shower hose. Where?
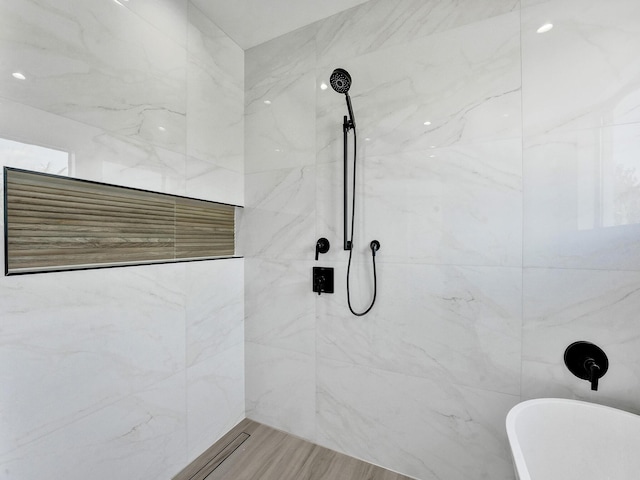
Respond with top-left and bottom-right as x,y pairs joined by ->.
346,127 -> 378,316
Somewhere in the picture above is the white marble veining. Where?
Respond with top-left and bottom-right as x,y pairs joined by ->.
521,0 -> 549,6
524,123 -> 640,270
186,259 -> 244,367
316,11 -> 521,165
186,2 -> 245,204
97,135 -> 187,195
5,0 -> 637,478
245,72 -> 317,174
122,0 -> 189,48
245,342 -> 316,441
188,3 -> 244,81
245,165 -> 316,213
0,373 -> 187,480
522,0 -> 640,136
245,24 -> 317,93
317,358 -> 518,480
187,343 -> 245,462
245,259 -> 315,355
0,263 -> 186,453
0,137 -> 68,175
318,263 -> 522,395
522,267 -> 640,414
0,94 -> 187,197
192,0 -> 370,50
244,0 -> 640,478
244,2 -> 526,478
187,58 -> 243,174
0,0 -> 245,477
186,156 -> 244,205
238,207 -> 316,260
0,0 -> 187,154
316,0 -> 520,67
317,139 -> 522,267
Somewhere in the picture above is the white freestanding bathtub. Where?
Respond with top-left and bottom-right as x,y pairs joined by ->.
506,398 -> 640,480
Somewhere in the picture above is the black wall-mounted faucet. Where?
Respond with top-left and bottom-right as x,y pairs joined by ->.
564,341 -> 609,391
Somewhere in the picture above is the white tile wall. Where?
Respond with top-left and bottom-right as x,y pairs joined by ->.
187,343 -> 245,462
524,124 -> 640,269
3,0 -> 639,478
245,259 -> 315,354
0,373 -> 187,480
0,0 -> 245,478
522,268 -> 640,413
317,263 -> 523,395
317,358 -> 519,480
244,0 -> 640,479
245,342 -> 316,440
521,0 -> 640,136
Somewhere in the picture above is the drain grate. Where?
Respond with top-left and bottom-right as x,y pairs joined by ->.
191,432 -> 250,480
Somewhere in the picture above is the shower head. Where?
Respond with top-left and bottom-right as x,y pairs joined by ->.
330,68 -> 352,94
330,68 -> 356,129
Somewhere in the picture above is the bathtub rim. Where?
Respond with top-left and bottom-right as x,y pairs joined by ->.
506,398 -> 640,480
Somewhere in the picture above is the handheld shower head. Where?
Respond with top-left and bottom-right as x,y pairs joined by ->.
330,68 -> 352,94
330,68 -> 356,129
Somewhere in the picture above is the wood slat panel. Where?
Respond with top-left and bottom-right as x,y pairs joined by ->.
175,197 -> 234,260
5,169 -> 236,273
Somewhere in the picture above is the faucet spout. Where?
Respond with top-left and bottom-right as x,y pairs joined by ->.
584,358 -> 601,391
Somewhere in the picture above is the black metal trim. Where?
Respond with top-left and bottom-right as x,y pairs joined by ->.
3,168 -> 8,276
5,256 -> 244,276
343,115 -> 352,251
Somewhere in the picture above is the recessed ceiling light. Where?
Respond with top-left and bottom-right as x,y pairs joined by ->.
320,83 -> 328,90
537,23 -> 553,34
365,137 -> 371,142
12,72 -> 26,80
158,126 -> 166,132
423,121 -> 431,126
264,100 -> 272,105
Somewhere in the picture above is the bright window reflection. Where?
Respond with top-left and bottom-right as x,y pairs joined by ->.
578,128 -> 640,229
0,138 -> 69,175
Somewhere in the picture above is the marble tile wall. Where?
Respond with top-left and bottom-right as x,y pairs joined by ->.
520,0 -> 640,412
0,1 -> 244,478
244,0 -> 640,479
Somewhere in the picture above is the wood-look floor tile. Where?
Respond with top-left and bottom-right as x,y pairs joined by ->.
173,419 -> 415,480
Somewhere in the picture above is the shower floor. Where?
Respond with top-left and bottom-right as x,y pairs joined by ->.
173,418 -> 414,480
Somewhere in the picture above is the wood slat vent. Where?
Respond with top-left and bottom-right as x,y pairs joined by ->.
4,168 -> 237,274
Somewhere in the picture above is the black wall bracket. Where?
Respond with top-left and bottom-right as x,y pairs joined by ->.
313,267 -> 334,295
315,237 -> 330,260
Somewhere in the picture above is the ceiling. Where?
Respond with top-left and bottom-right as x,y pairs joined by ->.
191,0 -> 371,50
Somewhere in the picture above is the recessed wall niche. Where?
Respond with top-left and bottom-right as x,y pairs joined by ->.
4,167 -> 239,275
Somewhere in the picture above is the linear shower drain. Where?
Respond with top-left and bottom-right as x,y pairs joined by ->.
191,432 -> 250,480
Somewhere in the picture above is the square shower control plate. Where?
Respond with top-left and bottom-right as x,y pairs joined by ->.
313,267 -> 334,294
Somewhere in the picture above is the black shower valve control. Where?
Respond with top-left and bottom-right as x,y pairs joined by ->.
313,267 -> 334,296
315,237 -> 330,261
